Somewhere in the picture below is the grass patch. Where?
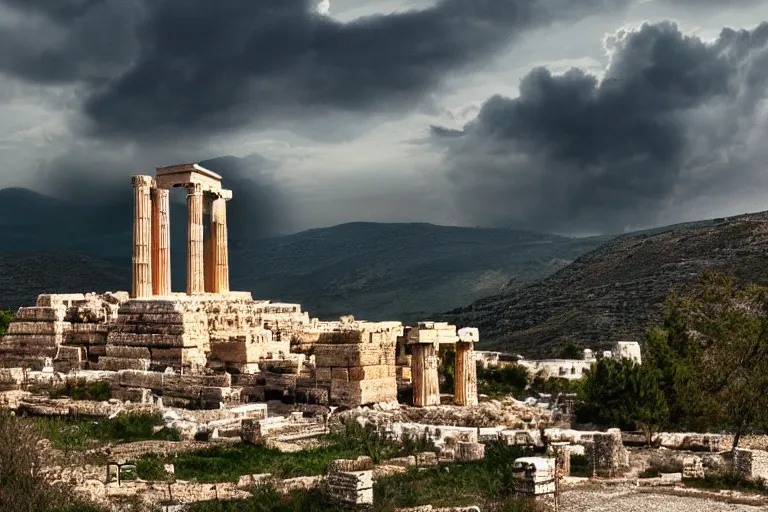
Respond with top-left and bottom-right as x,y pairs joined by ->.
685,472 -> 767,494
139,422 -> 434,483
49,379 -> 112,401
188,444 -> 539,512
33,412 -> 181,451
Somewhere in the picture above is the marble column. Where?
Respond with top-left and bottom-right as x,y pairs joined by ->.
454,342 -> 478,406
411,343 -> 441,407
151,187 -> 171,296
203,195 -> 213,293
210,196 -> 230,294
186,184 -> 205,295
131,175 -> 153,298
204,217 -> 214,293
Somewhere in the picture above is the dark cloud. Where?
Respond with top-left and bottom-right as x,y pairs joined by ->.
32,148 -> 289,248
0,0 -> 142,83
2,0 -> 108,21
434,21 -> 768,234
1,0 -> 629,141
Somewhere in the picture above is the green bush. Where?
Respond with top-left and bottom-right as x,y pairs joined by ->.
135,455 -> 169,481
477,365 -> 529,398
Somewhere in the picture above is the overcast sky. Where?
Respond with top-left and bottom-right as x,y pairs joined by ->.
1,0 -> 767,236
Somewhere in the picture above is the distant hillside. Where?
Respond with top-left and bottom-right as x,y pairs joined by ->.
0,188 -> 608,319
0,252 -> 129,310
445,213 -> 768,358
232,222 -> 610,322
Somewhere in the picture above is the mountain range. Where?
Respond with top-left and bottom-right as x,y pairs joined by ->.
0,186 -> 609,323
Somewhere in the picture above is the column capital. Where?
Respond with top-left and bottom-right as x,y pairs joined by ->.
131,175 -> 155,188
187,182 -> 204,195
219,189 -> 233,201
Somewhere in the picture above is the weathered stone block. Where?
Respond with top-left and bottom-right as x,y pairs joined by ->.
314,343 -> 396,368
348,364 -> 395,381
106,346 -> 152,359
330,378 -> 397,407
97,357 -> 151,371
118,370 -> 164,390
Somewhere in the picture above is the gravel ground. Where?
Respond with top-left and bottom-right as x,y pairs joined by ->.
559,488 -> 766,511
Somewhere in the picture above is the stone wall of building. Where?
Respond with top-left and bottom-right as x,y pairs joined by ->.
0,292 -> 127,371
734,448 -> 768,481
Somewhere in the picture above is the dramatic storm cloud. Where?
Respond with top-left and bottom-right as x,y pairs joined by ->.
2,0 -> 627,141
1,0 -> 768,235
433,21 -> 768,234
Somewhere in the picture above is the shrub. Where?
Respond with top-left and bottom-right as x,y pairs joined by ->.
0,410 -> 108,512
49,379 -> 112,401
477,365 -> 529,398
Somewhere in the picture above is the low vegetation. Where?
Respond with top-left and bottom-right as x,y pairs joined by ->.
137,421 -> 434,483
49,379 -> 112,401
685,472 -> 768,495
33,412 -> 180,451
0,410 -> 109,512
476,365 -> 529,398
188,443 -> 539,512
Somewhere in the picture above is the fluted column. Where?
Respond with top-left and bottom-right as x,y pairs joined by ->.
211,196 -> 230,294
411,343 -> 440,407
454,342 -> 478,406
204,235 -> 214,293
186,184 -> 205,295
151,187 -> 171,296
131,175 -> 153,298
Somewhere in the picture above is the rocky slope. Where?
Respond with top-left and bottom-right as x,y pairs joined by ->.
445,213 -> 768,358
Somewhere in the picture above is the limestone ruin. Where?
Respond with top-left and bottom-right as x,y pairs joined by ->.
0,162 -> 481,411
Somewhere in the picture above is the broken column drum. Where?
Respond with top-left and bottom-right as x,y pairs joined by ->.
131,175 -> 153,298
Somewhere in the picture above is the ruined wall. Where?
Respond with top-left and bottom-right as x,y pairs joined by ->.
314,325 -> 400,408
0,292 -> 127,371
734,448 -> 768,481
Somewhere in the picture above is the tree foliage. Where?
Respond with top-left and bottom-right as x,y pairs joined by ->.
579,358 -> 668,440
580,271 -> 768,448
645,271 -> 768,447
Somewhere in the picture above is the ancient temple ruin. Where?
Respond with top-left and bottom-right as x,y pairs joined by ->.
131,164 -> 232,298
0,162 -> 481,409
